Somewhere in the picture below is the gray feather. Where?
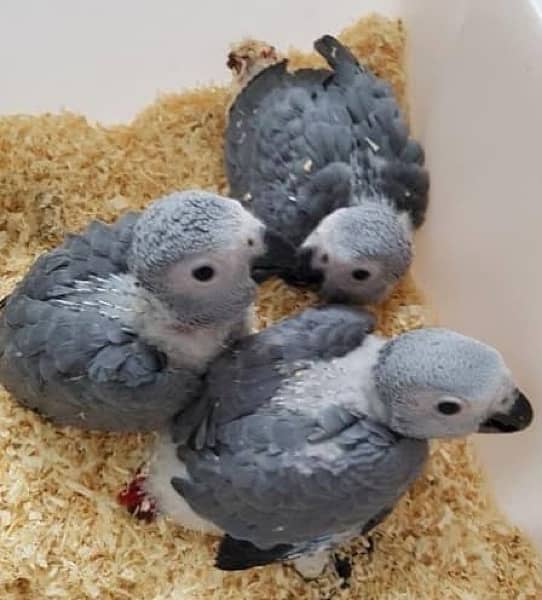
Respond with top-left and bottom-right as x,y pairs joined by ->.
0,210 -> 202,431
225,35 -> 430,288
179,415 -> 426,548
166,306 -> 426,555
171,304 -> 375,446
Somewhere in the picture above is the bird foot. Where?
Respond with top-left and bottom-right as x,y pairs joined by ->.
117,465 -> 157,522
226,39 -> 281,87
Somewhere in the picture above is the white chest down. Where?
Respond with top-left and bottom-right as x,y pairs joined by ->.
95,272 -> 253,371
145,436 -> 222,535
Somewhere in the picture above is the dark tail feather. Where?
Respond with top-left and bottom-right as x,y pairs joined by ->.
314,35 -> 362,71
215,535 -> 293,571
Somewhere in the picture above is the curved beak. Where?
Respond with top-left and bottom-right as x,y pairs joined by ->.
478,390 -> 534,433
249,229 -> 300,284
295,246 -> 324,286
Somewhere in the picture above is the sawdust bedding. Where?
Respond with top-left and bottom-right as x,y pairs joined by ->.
0,13 -> 540,600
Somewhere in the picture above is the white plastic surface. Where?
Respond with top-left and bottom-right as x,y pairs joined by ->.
0,0 -> 399,124
1,0 -> 541,552
405,0 -> 542,551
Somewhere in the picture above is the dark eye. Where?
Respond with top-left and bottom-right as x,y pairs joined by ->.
437,401 -> 462,415
247,238 -> 254,247
321,253 -> 329,264
352,269 -> 371,281
192,265 -> 215,282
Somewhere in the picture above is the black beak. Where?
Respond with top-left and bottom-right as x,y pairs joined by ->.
294,247 -> 324,286
478,391 -> 534,433
249,260 -> 272,284
249,229 -> 298,284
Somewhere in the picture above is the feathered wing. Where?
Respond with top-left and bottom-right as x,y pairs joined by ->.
225,62 -> 355,282
175,415 -> 427,569
314,34 -> 430,227
0,213 -> 199,431
169,306 -> 427,568
171,305 -> 375,446
168,305 -> 426,572
0,214 -> 137,329
225,39 -> 429,287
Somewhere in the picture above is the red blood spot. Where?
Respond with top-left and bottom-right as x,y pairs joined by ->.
117,468 -> 157,522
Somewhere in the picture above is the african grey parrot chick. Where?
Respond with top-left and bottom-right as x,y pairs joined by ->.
225,34 -> 430,304
0,190 -> 265,431
128,305 -> 532,579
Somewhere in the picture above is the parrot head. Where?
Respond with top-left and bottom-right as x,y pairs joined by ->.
373,328 -> 533,439
297,202 -> 413,305
127,190 -> 265,327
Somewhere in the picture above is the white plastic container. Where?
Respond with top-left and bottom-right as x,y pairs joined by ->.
405,0 -> 542,551
2,0 -> 540,551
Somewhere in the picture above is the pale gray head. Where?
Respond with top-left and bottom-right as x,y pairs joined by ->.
298,202 -> 412,305
373,328 -> 533,439
128,190 -> 266,326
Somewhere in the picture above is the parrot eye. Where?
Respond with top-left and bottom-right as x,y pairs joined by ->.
192,265 -> 215,282
352,269 -> 371,281
321,253 -> 329,264
247,238 -> 254,247
437,401 -> 462,415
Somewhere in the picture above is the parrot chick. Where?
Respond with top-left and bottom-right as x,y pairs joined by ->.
133,305 -> 532,579
0,190 -> 265,431
225,34 -> 429,304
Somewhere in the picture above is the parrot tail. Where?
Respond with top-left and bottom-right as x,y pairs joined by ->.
314,35 -> 363,73
215,534 -> 294,570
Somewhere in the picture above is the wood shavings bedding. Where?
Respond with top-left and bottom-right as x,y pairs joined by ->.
0,14 -> 540,600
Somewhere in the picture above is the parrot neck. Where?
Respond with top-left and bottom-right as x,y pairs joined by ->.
282,336 -> 390,423
109,274 -> 251,371
136,295 -> 251,370
338,336 -> 390,423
